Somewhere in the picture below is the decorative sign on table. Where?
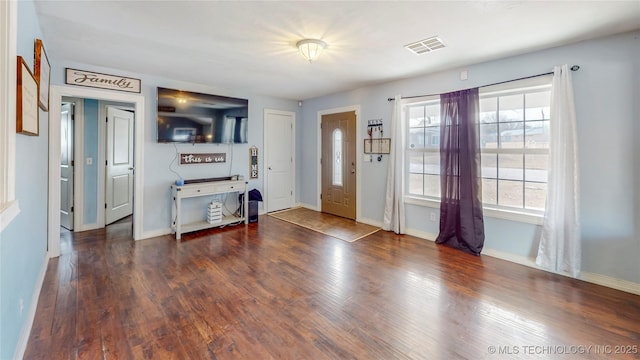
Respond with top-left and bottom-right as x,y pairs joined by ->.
249,146 -> 258,179
180,153 -> 226,165
65,68 -> 141,93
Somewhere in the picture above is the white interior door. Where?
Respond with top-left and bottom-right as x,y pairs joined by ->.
105,106 -> 134,224
265,109 -> 295,212
60,103 -> 74,230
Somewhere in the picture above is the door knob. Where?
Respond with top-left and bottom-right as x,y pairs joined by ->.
268,166 -> 272,170
128,167 -> 135,171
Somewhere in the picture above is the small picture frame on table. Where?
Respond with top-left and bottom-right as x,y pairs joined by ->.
17,56 -> 39,136
34,38 -> 50,111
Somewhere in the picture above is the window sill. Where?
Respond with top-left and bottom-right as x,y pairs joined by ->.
403,196 -> 543,225
0,200 -> 20,233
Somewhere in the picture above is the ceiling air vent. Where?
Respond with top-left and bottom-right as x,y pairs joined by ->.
404,36 -> 445,55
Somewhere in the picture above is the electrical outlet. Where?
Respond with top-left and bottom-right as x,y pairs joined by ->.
19,298 -> 24,315
430,212 -> 436,221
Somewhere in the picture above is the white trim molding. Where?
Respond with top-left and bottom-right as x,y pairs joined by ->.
48,85 -> 145,258
406,230 -> 640,296
481,248 -> 640,296
0,0 -> 18,230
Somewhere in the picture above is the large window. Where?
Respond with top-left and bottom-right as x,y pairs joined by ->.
404,78 -> 552,217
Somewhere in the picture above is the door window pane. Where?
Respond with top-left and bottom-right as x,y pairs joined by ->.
332,129 -> 342,186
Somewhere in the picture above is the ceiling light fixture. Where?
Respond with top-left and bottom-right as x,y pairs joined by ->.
296,39 -> 327,63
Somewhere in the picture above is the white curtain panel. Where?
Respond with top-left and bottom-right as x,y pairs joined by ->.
536,64 -> 581,277
382,94 -> 405,234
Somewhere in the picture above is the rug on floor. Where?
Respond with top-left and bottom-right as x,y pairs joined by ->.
268,207 -> 380,242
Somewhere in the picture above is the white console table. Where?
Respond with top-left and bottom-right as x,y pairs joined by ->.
171,180 -> 248,242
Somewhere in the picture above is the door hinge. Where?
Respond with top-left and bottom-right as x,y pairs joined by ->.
71,114 -> 75,121
320,158 -> 322,165
71,160 -> 74,167
320,194 -> 322,200
70,206 -> 74,212
105,203 -> 107,209
106,117 -> 108,123
106,160 -> 108,166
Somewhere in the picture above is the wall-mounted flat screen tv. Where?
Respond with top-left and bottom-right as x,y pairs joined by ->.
157,87 -> 248,143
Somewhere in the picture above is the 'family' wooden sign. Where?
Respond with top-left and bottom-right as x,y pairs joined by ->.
65,68 -> 141,93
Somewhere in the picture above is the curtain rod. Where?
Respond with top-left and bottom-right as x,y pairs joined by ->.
387,65 -> 580,101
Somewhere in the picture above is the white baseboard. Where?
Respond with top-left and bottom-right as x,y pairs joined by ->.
74,222 -> 101,232
15,251 -> 49,360
405,227 -> 437,242
297,202 -> 319,211
580,271 -> 640,296
139,227 -> 172,240
357,217 -> 383,228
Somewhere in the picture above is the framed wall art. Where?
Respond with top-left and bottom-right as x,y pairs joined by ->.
16,56 -> 39,136
34,38 -> 50,111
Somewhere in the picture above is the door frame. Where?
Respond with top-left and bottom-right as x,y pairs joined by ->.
48,85 -> 145,258
263,108 -> 296,213
61,97 -> 85,230
316,105 -> 362,221
59,100 -> 78,230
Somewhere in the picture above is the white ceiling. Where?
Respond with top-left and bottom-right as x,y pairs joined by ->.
35,1 -> 640,100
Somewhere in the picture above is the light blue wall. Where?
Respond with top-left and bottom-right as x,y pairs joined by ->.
0,1 -> 49,358
50,62 -> 301,234
83,98 -> 99,225
300,31 -> 640,284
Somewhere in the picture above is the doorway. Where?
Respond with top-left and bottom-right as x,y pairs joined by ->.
60,102 -> 74,230
48,86 -> 145,258
321,111 -> 357,220
264,109 -> 295,213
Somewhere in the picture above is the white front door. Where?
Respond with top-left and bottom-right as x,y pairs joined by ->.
265,109 -> 295,212
60,103 -> 74,230
105,106 -> 134,224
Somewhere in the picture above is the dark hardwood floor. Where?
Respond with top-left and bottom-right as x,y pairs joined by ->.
25,215 -> 639,359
